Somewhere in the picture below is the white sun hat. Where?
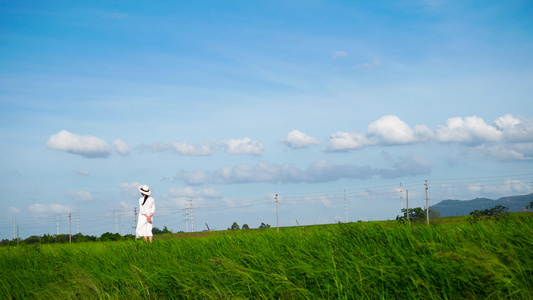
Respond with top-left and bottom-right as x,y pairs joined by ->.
139,184 -> 151,195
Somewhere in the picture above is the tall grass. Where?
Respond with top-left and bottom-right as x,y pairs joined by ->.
1,216 -> 532,299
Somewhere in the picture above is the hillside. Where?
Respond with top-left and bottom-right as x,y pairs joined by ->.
431,193 -> 533,217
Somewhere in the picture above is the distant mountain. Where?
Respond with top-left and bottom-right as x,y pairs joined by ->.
431,193 -> 533,217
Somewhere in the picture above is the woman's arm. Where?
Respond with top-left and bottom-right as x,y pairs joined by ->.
146,198 -> 155,223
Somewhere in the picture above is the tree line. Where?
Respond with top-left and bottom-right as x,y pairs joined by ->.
1,222 -> 272,246
395,202 -> 530,224
228,222 -> 271,230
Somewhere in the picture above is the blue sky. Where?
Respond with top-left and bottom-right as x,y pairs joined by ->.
1,0 -> 533,238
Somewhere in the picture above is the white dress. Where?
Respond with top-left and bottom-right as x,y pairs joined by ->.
136,196 -> 155,238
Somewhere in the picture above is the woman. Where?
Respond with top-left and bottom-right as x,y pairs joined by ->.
136,184 -> 155,243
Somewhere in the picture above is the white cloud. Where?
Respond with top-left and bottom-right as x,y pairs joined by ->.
113,139 -> 131,156
119,182 -> 142,198
46,130 -> 111,158
326,114 -> 533,161
29,203 -> 73,214
279,130 -> 320,149
495,114 -> 533,142
326,131 -> 375,151
171,141 -> 213,156
435,116 -> 502,144
174,156 -> 432,185
175,170 -> 208,185
136,141 -> 214,156
495,114 -> 521,131
494,179 -> 533,195
333,51 -> 348,59
76,169 -> 90,176
65,190 -> 93,202
367,115 -> 431,145
473,144 -> 532,161
211,162 -> 286,184
327,116 -> 435,151
437,179 -> 533,200
219,138 -> 264,155
207,160 -> 368,184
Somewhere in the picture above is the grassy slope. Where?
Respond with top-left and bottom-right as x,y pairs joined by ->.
1,214 -> 532,299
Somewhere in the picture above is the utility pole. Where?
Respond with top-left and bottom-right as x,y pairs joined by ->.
344,189 -> 347,223
76,209 -> 80,234
16,226 -> 19,246
134,207 -> 137,231
185,205 -> 189,233
56,215 -> 60,235
69,213 -> 72,243
406,190 -> 409,221
275,194 -> 279,232
425,180 -> 429,225
400,183 -> 403,211
191,198 -> 194,233
12,217 -> 16,240
115,211 -> 119,233
121,204 -> 125,236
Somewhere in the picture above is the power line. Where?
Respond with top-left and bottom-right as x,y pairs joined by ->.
4,173 -> 532,238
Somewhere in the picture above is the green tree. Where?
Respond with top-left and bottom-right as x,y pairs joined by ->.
0,239 -> 15,246
71,233 -> 96,243
161,226 -> 171,234
259,222 -> 271,229
230,222 -> 240,230
242,224 -> 250,230
468,205 -> 509,223
40,234 -> 54,244
526,201 -> 533,209
153,226 -> 171,235
23,235 -> 41,245
396,207 -> 426,223
56,234 -> 70,243
100,232 -> 121,241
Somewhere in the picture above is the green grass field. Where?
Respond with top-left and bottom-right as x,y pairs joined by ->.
1,215 -> 532,299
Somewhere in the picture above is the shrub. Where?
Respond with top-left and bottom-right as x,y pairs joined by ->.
468,205 -> 509,223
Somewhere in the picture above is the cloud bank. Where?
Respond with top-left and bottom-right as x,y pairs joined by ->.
137,138 -> 263,155
47,114 -> 532,161
175,156 -> 432,185
326,114 -> 533,160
